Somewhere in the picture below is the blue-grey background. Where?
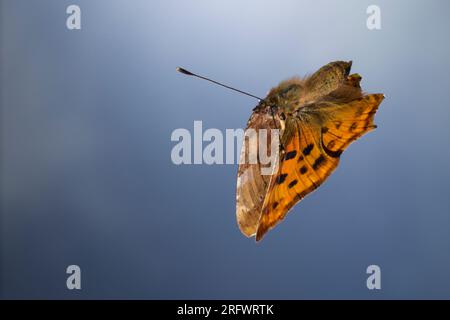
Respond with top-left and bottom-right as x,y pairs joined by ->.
1,0 -> 450,299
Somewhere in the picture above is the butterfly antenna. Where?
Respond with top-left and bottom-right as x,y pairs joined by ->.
176,67 -> 265,102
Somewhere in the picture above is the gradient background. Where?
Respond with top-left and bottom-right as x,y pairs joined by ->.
1,0 -> 450,299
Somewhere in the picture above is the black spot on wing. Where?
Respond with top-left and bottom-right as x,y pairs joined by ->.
312,155 -> 326,170
276,173 -> 288,184
300,166 -> 307,175
284,150 -> 297,160
303,144 -> 314,156
288,180 -> 298,189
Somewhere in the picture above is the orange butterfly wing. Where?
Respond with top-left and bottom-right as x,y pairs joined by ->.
255,93 -> 384,241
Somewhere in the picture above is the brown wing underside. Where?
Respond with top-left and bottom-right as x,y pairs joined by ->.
236,110 -> 280,237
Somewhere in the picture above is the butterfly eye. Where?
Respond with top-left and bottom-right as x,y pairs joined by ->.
269,105 -> 278,114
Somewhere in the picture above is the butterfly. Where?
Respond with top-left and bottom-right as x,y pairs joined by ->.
235,61 -> 384,241
176,61 -> 384,241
